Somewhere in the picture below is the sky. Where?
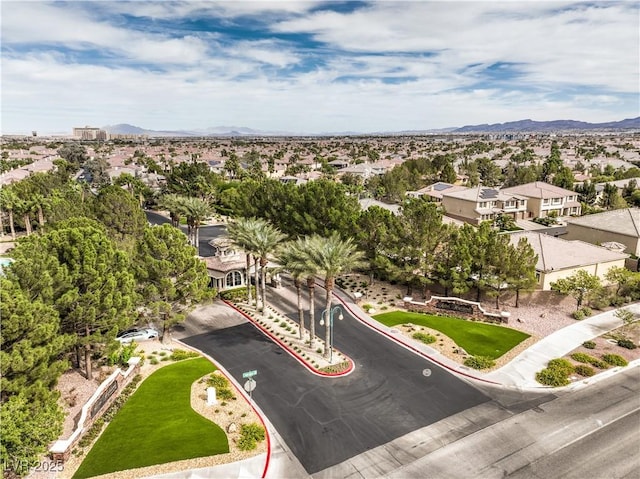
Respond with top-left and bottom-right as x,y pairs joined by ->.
1,0 -> 639,135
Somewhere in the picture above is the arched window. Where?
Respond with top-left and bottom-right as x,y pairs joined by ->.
226,271 -> 242,288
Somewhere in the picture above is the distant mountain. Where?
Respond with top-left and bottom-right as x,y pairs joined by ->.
103,123 -> 302,137
453,117 -> 640,133
102,117 -> 640,137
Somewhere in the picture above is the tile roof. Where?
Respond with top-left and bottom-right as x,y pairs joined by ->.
502,181 -> 576,199
442,186 -> 527,202
509,231 -> 629,272
565,208 -> 640,238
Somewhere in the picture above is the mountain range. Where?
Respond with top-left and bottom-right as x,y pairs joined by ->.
103,117 -> 640,137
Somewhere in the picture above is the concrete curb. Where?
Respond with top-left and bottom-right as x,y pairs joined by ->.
221,300 -> 355,378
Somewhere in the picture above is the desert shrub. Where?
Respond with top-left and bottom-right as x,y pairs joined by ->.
617,339 -> 638,350
412,332 -> 436,345
207,374 -> 236,400
237,423 -> 266,451
150,357 -> 159,365
574,365 -> 595,377
570,352 -> 598,364
572,307 -> 592,320
463,356 -> 496,370
170,349 -> 200,361
602,354 -> 628,367
590,359 -> 610,369
582,340 -> 596,349
547,358 -> 575,375
536,368 -> 570,387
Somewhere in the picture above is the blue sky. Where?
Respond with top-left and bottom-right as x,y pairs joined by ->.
1,1 -> 638,134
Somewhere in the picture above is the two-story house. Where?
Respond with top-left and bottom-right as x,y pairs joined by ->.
441,186 -> 528,225
501,181 -> 581,218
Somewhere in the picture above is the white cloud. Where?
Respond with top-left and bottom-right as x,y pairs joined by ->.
1,2 -> 211,65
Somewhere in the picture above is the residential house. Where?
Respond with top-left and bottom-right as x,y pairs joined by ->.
509,231 -> 629,290
441,186 -> 528,225
564,208 -> 640,256
501,182 -> 581,218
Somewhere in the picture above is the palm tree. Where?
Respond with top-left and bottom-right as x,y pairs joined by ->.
227,217 -> 262,306
179,197 -> 212,250
276,238 -> 317,341
250,221 -> 286,317
159,194 -> 184,228
305,232 -> 366,359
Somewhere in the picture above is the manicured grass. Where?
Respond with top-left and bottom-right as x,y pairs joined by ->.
374,311 -> 530,359
74,358 -> 228,478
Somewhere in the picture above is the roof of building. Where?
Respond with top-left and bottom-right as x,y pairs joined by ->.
509,231 -> 629,272
358,198 -> 401,215
502,181 -> 576,199
442,186 -> 527,202
407,182 -> 468,199
566,208 -> 640,238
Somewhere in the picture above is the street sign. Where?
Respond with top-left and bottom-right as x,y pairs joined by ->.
242,370 -> 257,379
244,379 -> 257,393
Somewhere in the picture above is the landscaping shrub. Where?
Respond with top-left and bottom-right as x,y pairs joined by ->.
574,365 -> 595,377
412,332 -> 436,345
220,286 -> 255,302
207,374 -> 235,400
170,349 -> 200,361
237,423 -> 266,451
602,354 -> 628,367
463,356 -> 496,370
570,352 -> 598,364
582,340 -> 596,349
572,306 -> 592,320
617,339 -> 638,350
590,359 -> 610,369
536,368 -> 570,387
547,358 -> 575,375
107,343 -> 138,367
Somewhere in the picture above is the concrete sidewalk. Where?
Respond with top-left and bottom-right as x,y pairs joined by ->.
484,303 -> 640,388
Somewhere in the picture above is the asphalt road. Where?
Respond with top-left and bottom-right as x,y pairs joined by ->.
179,300 -> 491,474
507,409 -> 640,479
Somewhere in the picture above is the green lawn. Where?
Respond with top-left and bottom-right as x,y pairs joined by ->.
74,358 -> 228,478
373,311 -> 530,359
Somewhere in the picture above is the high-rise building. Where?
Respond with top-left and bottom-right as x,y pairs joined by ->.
73,126 -> 108,140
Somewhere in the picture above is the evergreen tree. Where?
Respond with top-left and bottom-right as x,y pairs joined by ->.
10,218 -> 137,379
134,224 -> 213,341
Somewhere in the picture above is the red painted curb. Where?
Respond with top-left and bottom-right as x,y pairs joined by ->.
222,300 -> 354,377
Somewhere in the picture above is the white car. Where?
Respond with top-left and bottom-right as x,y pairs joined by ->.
116,328 -> 159,343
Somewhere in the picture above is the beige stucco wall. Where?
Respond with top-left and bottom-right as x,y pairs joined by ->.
441,196 -> 479,224
564,224 -> 640,256
540,258 -> 628,291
